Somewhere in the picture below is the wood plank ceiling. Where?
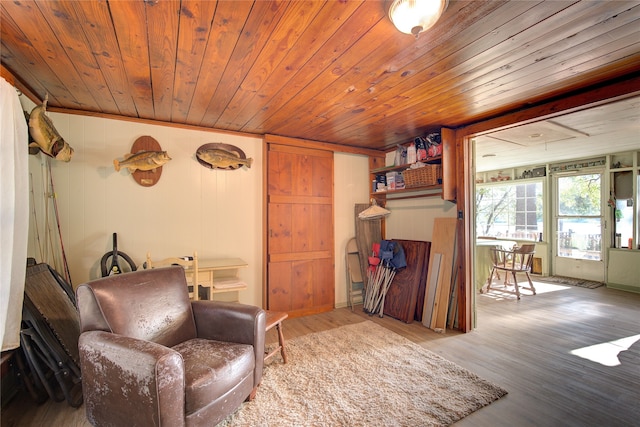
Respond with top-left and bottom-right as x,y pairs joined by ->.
2,0 -> 640,151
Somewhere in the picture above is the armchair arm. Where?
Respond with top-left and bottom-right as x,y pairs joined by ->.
78,331 -> 185,427
191,301 -> 264,344
191,301 -> 266,387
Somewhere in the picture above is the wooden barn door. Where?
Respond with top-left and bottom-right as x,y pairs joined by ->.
266,143 -> 334,318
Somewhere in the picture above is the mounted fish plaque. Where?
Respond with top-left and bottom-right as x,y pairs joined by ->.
196,143 -> 253,170
114,136 -> 170,187
28,94 -> 74,162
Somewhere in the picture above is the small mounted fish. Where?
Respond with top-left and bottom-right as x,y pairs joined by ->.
196,143 -> 253,170
28,94 -> 74,162
114,150 -> 171,173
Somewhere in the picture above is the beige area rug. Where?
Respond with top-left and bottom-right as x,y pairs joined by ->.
219,321 -> 507,427
536,275 -> 604,289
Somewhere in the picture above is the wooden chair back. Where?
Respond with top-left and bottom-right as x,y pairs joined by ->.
490,244 -> 535,273
512,244 -> 535,271
487,243 -> 537,299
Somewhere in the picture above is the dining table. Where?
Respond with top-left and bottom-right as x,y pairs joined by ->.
474,239 -> 517,291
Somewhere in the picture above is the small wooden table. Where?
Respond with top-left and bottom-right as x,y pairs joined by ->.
475,239 -> 517,291
189,258 -> 248,301
264,311 -> 288,363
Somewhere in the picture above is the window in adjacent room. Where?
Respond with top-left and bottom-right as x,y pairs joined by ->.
476,180 -> 543,241
556,173 -> 603,260
613,171 -> 634,247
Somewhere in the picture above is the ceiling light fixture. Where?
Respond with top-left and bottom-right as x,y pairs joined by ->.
388,0 -> 448,38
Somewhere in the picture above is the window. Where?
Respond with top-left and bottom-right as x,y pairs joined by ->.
556,173 -> 603,260
612,171 -> 635,248
476,180 -> 543,241
614,198 -> 634,247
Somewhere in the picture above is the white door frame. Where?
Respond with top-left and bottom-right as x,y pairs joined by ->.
551,169 -> 606,282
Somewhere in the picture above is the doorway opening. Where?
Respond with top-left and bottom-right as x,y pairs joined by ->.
553,172 -> 605,282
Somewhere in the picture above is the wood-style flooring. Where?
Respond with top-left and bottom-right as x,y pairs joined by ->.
2,280 -> 639,426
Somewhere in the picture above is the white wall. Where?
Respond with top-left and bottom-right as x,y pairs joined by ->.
334,153 -> 371,307
385,197 -> 457,240
22,97 -> 370,308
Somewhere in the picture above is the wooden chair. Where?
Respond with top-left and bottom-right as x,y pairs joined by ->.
345,238 -> 364,311
145,251 -> 200,300
487,244 -> 537,299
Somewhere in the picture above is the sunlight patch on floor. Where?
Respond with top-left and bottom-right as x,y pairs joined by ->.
570,334 -> 640,367
530,281 -> 572,293
479,280 -> 570,300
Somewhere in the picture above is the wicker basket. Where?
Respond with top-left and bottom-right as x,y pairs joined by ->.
402,164 -> 442,188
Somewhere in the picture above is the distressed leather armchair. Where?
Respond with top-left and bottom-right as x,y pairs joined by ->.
76,266 -> 265,426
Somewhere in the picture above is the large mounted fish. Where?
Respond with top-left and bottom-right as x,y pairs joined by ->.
116,136 -> 168,187
28,94 -> 74,162
196,143 -> 253,170
113,150 -> 171,173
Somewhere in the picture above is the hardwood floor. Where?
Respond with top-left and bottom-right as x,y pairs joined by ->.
2,280 -> 639,426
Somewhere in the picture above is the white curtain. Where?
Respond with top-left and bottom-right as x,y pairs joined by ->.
0,77 -> 29,351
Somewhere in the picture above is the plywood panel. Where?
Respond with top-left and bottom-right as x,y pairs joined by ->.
422,253 -> 441,325
422,218 -> 458,331
413,242 -> 433,323
382,240 -> 431,323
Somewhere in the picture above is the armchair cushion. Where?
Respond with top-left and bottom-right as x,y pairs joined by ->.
172,338 -> 254,414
